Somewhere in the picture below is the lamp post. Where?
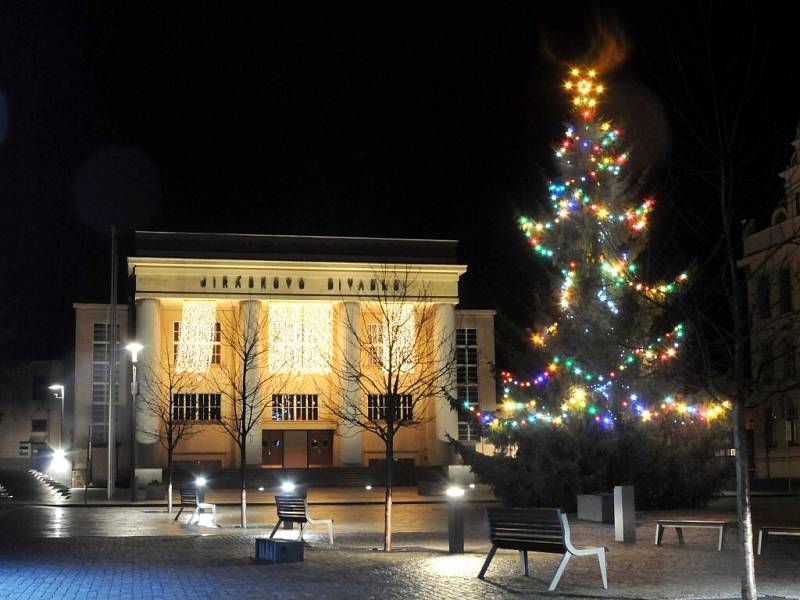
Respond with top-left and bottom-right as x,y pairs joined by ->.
125,342 -> 143,502
48,384 -> 65,450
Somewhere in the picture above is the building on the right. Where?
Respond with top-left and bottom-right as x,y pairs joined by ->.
739,124 -> 800,481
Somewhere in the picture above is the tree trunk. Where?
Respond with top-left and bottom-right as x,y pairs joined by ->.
240,441 -> 247,529
384,434 -> 393,552
721,168 -> 757,600
733,392 -> 757,599
167,449 -> 173,513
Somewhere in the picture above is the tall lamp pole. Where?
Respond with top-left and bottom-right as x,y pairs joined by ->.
126,343 -> 143,502
48,384 -> 65,450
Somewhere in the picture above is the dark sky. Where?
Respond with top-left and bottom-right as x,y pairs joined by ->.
0,3 -> 797,362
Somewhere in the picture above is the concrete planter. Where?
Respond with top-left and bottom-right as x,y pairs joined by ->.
145,484 -> 167,500
577,493 -> 614,523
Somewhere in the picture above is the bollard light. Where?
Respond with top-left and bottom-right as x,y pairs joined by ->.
195,477 -> 207,487
446,485 -> 466,553
365,485 -> 372,490
446,485 -> 465,498
281,481 -> 296,493
468,483 -> 476,489
258,486 -> 264,492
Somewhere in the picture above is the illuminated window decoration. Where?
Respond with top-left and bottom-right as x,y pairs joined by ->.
176,302 -> 218,373
268,303 -> 332,374
367,304 -> 416,373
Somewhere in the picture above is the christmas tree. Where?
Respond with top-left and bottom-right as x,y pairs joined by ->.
452,69 -> 731,509
469,68 -> 729,432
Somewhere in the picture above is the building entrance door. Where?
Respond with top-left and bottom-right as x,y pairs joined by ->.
308,430 -> 333,466
262,431 -> 283,467
283,430 -> 308,468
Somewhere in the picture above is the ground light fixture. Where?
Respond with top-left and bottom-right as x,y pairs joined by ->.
445,485 -> 465,498
281,481 -> 296,493
195,477 -> 207,487
365,485 -> 372,490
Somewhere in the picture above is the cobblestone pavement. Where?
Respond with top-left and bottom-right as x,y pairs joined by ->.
0,497 -> 799,598
1,532 -> 799,600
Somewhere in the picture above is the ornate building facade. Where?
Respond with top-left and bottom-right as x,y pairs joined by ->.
72,232 -> 496,484
740,127 -> 800,482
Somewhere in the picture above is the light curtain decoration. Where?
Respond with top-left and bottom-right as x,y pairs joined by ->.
176,301 -> 217,373
268,303 -> 332,373
370,303 -> 416,374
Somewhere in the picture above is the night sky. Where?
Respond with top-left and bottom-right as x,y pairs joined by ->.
0,3 -> 797,363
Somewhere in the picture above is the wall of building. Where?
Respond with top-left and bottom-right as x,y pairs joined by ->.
0,360 -> 63,470
72,304 -> 130,486
740,131 -> 800,482
72,252 -> 497,475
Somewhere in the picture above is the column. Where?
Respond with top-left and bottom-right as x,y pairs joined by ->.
136,298 -> 161,467
337,302 -> 363,465
433,303 -> 458,465
240,300 -> 263,465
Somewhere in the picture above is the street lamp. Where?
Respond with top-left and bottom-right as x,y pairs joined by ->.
125,342 -> 143,502
48,384 -> 65,451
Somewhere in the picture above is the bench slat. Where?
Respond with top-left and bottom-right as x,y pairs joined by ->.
487,508 -> 566,554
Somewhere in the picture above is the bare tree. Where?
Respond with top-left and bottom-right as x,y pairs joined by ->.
326,267 -> 457,551
138,340 -> 202,512
640,12 -> 800,597
206,301 -> 287,528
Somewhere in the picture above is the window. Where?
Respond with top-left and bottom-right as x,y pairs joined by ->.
31,419 -> 48,432
779,268 -> 793,314
367,394 -> 413,421
268,304 -> 332,374
761,342 -> 774,382
795,192 -> 800,216
271,394 -> 319,421
366,305 -> 416,372
756,276 -> 770,319
174,322 -> 220,365
785,400 -> 798,446
171,393 -> 221,422
456,328 -> 480,441
765,407 -> 778,449
91,323 -> 120,444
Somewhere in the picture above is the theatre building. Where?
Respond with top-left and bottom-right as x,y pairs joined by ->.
72,232 -> 496,484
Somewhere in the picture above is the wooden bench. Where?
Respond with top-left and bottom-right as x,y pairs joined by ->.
478,507 -> 607,592
758,525 -> 800,555
173,487 -> 217,526
269,495 -> 334,544
654,519 -> 736,551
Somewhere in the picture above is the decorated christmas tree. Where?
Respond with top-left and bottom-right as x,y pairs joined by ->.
466,68 -> 729,433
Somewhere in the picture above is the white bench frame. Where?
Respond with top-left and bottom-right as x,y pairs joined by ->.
189,500 -> 218,526
552,513 -> 608,591
757,526 -> 800,555
655,519 -> 736,552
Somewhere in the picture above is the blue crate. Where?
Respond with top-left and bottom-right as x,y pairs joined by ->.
255,538 -> 304,563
